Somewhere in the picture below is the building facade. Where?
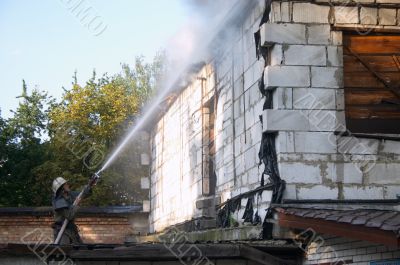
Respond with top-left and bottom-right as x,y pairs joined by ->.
147,0 -> 400,264
1,1 -> 399,264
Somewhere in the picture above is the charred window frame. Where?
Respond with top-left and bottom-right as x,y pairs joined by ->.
343,32 -> 400,134
202,96 -> 216,196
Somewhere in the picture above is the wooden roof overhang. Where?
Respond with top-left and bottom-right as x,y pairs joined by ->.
276,207 -> 400,248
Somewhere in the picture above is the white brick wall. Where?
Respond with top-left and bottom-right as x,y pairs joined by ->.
149,0 -> 400,232
304,236 -> 400,264
254,1 -> 400,203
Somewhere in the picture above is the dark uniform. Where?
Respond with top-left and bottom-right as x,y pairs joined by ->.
52,187 -> 90,244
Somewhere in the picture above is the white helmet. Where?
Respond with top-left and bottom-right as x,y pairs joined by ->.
52,177 -> 67,194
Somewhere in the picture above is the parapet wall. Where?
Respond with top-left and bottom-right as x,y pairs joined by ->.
0,207 -> 148,244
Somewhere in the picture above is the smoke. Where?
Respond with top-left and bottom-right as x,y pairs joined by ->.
165,0 -> 238,69
98,0 -> 263,173
163,0 -> 263,86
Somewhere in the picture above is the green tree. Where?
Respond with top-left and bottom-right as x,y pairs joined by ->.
0,81 -> 53,206
0,54 -> 163,206
41,55 -> 163,206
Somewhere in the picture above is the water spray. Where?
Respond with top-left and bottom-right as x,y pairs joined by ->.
54,0 -> 260,245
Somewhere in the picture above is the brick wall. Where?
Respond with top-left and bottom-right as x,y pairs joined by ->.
149,1 -> 269,233
0,212 -> 148,244
304,235 -> 400,265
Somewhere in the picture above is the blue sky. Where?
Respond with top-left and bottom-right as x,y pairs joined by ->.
0,0 -> 189,118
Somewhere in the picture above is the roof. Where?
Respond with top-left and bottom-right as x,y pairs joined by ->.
0,243 -> 299,265
304,0 -> 400,7
278,207 -> 400,235
0,205 -> 144,216
275,205 -> 400,247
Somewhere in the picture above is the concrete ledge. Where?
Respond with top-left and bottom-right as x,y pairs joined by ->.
133,225 -> 263,243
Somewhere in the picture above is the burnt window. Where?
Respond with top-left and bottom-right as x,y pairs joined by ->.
202,97 -> 216,195
343,33 -> 400,134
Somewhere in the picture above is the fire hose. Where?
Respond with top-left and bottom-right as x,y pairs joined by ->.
53,172 -> 100,245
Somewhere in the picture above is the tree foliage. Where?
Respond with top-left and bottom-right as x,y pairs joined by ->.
0,82 -> 53,206
0,54 -> 164,206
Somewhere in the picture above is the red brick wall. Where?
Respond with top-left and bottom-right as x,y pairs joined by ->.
0,214 -> 133,244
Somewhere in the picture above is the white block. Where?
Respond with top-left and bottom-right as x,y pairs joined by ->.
270,2 -> 281,22
384,186 -> 400,199
141,177 -> 150,189
235,116 -> 245,135
280,2 -> 291,22
379,8 -> 397,26
360,7 -> 378,25
334,6 -> 359,24
368,164 -> 400,184
311,67 -> 342,88
244,147 -> 257,171
273,87 -> 293,109
376,0 -> 399,4
377,0 -> 400,2
297,185 -> 338,200
380,140 -> 400,155
336,89 -> 345,110
249,82 -> 262,106
285,45 -> 326,66
248,167 -> 260,185
294,132 -> 337,153
336,163 -> 363,184
293,3 -> 330,23
264,66 -> 310,88
263,109 -> 309,132
275,131 -> 295,153
293,88 -> 336,110
308,25 -> 331,45
327,46 -> 343,67
354,0 -> 377,3
343,186 -> 384,200
337,137 -> 379,155
141,153 -> 150,165
308,110 -> 345,132
261,190 -> 273,202
331,31 -> 343,45
142,200 -> 150,212
270,44 -> 283,66
260,23 -> 306,45
279,162 -> 323,184
283,184 -> 297,200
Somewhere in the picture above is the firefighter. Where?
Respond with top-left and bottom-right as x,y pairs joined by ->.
51,177 -> 91,245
